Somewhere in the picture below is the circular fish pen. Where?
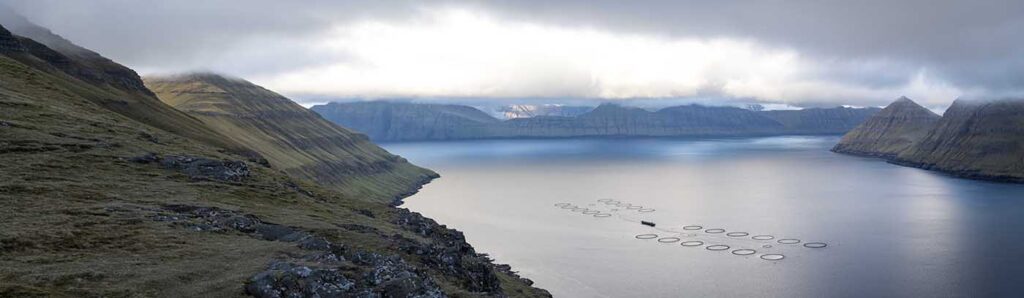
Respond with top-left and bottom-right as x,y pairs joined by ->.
680,241 -> 704,247
732,249 -> 757,256
803,242 -> 828,248
635,234 -> 659,240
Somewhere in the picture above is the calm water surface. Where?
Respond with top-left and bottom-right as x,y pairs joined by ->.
384,136 -> 1024,298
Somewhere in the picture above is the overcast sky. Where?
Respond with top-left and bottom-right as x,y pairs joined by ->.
3,0 -> 1022,108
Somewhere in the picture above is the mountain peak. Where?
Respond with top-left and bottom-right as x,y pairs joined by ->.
148,72 -> 250,85
833,96 -> 941,157
882,96 -> 939,118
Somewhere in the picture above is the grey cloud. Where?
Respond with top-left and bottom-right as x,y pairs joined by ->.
2,0 -> 1021,104
476,0 -> 1024,94
1,0 -> 428,77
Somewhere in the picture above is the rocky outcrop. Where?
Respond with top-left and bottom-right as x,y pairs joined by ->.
312,101 -> 881,141
890,98 -> 1024,182
145,74 -> 438,203
130,153 -> 252,182
146,204 -> 448,297
832,97 -> 940,158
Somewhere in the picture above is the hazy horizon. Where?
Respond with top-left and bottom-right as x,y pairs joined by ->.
4,1 -> 1022,111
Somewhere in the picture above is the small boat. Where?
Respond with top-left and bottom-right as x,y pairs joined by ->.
641,221 -> 656,227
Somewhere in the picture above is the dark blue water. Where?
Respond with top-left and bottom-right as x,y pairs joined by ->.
385,136 -> 1024,298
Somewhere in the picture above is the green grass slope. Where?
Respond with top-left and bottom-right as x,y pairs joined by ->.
891,98 -> 1024,182
0,13 -> 257,157
832,97 -> 941,158
1,24 -> 547,297
145,74 -> 437,204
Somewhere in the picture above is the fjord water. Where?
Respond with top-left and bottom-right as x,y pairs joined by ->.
385,136 -> 1024,297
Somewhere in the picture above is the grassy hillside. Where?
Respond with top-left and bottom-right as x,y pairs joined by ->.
832,97 -> 941,158
0,13 -> 256,157
145,74 -> 437,204
0,24 -> 548,297
891,98 -> 1024,182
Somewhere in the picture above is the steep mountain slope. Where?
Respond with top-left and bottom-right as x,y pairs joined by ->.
495,104 -> 786,137
497,104 -> 593,119
891,98 -> 1024,182
763,106 -> 883,134
145,74 -> 437,203
313,101 -> 880,141
0,23 -> 548,297
0,11 -> 255,156
311,101 -> 501,141
832,97 -> 941,157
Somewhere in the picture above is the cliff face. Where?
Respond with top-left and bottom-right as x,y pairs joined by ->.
312,102 -> 880,141
145,74 -> 438,203
891,98 -> 1024,182
493,104 -> 787,137
0,23 -> 548,297
763,106 -> 883,134
498,104 -> 593,119
832,97 -> 941,158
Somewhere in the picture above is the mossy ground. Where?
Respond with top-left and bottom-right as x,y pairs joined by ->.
0,54 -> 547,297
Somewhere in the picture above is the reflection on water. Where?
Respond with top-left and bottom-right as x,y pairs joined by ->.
384,136 -> 1024,298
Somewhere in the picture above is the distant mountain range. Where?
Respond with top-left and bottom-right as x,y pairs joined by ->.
834,97 -> 1024,182
311,101 -> 881,141
495,104 -> 593,119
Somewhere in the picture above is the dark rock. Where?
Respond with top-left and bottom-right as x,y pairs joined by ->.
283,181 -> 314,197
250,157 -> 272,168
254,224 -> 300,241
128,153 -> 159,164
338,224 -> 378,234
137,131 -> 159,144
246,262 -> 356,298
356,209 -> 375,218
391,210 -> 501,292
159,155 -> 251,182
297,236 -> 334,251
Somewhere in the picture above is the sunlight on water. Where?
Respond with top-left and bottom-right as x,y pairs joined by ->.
385,136 -> 1024,297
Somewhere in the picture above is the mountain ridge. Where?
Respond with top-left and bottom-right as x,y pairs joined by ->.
833,96 -> 1024,183
832,96 -> 941,158
312,101 -> 881,141
144,73 -> 439,203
